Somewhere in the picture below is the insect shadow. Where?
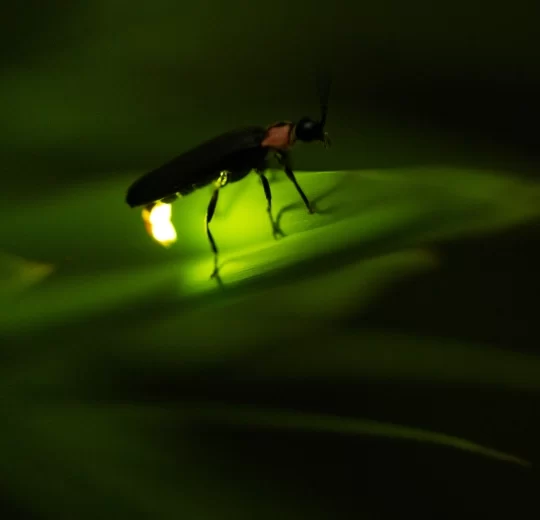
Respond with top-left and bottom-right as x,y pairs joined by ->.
275,171 -> 352,233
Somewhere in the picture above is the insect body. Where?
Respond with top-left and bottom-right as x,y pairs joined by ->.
126,81 -> 331,279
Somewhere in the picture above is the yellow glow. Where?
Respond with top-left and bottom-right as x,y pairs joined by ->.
142,202 -> 177,247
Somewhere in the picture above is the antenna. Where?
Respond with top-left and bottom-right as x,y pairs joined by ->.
316,68 -> 332,128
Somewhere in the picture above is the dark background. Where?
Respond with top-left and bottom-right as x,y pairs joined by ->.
1,1 -> 539,518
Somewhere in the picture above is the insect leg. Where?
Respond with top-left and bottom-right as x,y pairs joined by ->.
277,151 -> 314,214
258,172 -> 284,239
205,188 -> 220,278
284,167 -> 314,213
205,171 -> 229,279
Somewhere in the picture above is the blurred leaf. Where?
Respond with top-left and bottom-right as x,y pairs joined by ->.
228,330 -> 540,391
0,403 -> 331,520
184,404 -> 531,467
1,167 -> 539,336
0,399 -> 528,520
130,249 -> 437,359
0,251 -> 54,296
0,261 -> 181,333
